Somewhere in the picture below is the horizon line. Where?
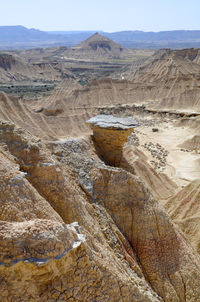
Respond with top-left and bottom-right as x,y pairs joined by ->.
0,25 -> 200,34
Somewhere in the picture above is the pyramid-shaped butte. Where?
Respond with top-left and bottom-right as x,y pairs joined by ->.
72,32 -> 127,56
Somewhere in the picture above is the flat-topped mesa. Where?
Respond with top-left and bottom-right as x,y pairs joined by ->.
87,115 -> 139,166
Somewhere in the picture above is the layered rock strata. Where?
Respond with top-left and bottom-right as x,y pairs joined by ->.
91,166 -> 200,301
87,114 -> 139,166
0,121 -> 162,301
0,119 -> 200,301
0,220 -> 84,266
51,135 -> 200,302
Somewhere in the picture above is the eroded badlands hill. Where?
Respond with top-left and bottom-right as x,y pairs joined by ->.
0,120 -> 199,301
111,48 -> 200,113
69,32 -> 128,59
0,34 -> 153,96
0,47 -> 200,301
0,53 -> 73,83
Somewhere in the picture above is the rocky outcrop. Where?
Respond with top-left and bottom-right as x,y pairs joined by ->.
87,115 -> 139,166
49,134 -> 200,302
0,121 -> 163,302
0,121 -> 73,223
0,119 -> 200,301
87,116 -> 177,200
91,166 -> 200,302
0,219 -> 162,302
0,145 -> 62,222
0,220 -> 84,265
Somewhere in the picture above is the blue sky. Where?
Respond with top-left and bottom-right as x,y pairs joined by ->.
1,0 -> 200,32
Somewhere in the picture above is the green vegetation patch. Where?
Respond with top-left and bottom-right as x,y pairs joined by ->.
0,83 -> 55,98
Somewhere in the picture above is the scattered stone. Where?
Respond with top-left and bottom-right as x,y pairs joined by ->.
152,128 -> 159,132
143,141 -> 168,172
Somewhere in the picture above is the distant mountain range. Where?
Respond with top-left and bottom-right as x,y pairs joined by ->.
1,26 -> 200,49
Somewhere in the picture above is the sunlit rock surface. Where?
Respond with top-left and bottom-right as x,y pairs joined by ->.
87,115 -> 139,166
0,114 -> 199,301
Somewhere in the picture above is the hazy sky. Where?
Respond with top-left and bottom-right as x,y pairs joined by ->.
1,0 -> 200,32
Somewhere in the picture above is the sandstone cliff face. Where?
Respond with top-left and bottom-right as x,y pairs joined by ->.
91,126 -> 133,166
0,118 -> 200,301
87,115 -> 138,166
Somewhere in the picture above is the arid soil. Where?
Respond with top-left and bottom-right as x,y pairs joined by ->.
0,33 -> 153,96
0,35 -> 199,301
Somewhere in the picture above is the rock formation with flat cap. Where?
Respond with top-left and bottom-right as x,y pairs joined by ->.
87,114 -> 139,166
